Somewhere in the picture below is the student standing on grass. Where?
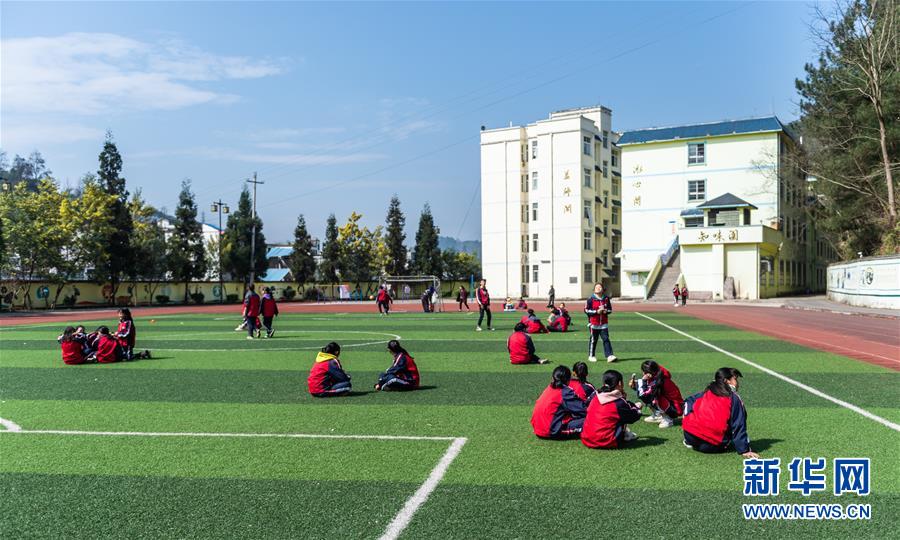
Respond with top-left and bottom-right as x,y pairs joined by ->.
581,370 -> 641,449
673,284 -> 681,306
475,279 -> 494,331
682,367 -> 758,458
568,361 -> 596,402
374,340 -> 420,391
421,285 -> 435,313
243,284 -> 261,339
376,285 -> 392,316
457,285 -> 469,311
531,365 -> 587,439
508,322 -> 550,365
308,342 -> 352,397
584,283 -> 616,363
547,285 -> 555,308
629,360 -> 684,429
260,288 -> 279,338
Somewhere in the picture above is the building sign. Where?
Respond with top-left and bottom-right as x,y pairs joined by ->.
696,229 -> 739,243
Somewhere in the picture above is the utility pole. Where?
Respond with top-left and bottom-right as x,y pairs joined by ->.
210,199 -> 229,303
247,172 -> 265,284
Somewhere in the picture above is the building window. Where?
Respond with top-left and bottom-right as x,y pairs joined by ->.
531,140 -> 538,159
521,144 -> 527,164
521,174 -> 528,193
611,152 -> 618,167
521,204 -> 529,223
533,264 -> 539,283
601,249 -> 608,266
583,168 -> 592,188
583,263 -> 593,283
602,160 -> 608,178
521,234 -> 529,253
583,136 -> 591,156
611,236 -> 620,256
602,130 -> 609,148
522,264 -> 529,284
683,216 -> 704,228
603,190 -> 609,208
532,202 -> 538,222
687,180 -> 706,202
583,231 -> 592,251
531,171 -> 539,191
532,233 -> 539,252
611,177 -> 620,196
688,142 -> 705,164
611,206 -> 620,225
629,272 -> 647,285
603,219 -> 609,237
583,200 -> 592,222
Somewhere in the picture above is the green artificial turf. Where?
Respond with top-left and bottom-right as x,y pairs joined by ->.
1,309 -> 898,538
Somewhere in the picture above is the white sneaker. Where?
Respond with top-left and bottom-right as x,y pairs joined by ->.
234,325 -> 244,331
622,428 -> 638,442
246,336 -> 254,340
683,439 -> 693,449
489,327 -> 495,331
587,356 -> 597,363
607,355 -> 617,363
644,411 -> 663,423
659,416 -> 674,429
476,326 -> 482,332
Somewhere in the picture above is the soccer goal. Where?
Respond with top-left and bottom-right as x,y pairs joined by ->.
381,275 -> 443,313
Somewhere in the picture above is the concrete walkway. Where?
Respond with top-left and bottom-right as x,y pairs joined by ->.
626,295 -> 898,319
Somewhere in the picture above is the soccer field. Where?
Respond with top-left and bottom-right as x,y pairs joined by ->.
1,309 -> 898,538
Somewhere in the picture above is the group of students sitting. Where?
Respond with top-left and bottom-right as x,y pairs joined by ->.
531,361 -> 758,457
517,305 -> 572,335
307,339 -> 420,397
58,308 -> 151,365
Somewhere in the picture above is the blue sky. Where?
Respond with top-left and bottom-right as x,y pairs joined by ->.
0,1 -> 820,243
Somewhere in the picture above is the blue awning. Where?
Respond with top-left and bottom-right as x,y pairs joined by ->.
259,268 -> 291,282
266,246 -> 293,258
680,208 -> 704,217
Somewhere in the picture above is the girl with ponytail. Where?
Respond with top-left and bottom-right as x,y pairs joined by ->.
530,366 -> 587,439
682,367 -> 758,458
374,340 -> 420,391
581,370 -> 642,449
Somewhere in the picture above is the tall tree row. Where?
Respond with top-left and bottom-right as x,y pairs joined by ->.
289,215 -> 317,286
167,181 -> 207,302
95,133 -> 134,301
384,195 -> 408,275
222,186 -> 267,283
412,203 -> 442,276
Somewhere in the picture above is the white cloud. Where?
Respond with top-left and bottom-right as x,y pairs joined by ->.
1,32 -> 286,115
0,121 -> 105,149
376,97 -> 440,139
129,145 -> 385,166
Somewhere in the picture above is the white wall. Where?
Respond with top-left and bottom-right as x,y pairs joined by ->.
827,256 -> 900,309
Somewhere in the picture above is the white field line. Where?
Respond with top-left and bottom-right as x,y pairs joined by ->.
636,312 -> 900,432
379,437 -> 467,540
0,419 -> 467,538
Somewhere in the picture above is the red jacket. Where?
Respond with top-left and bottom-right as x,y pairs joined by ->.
584,294 -> 612,328
673,286 -> 681,297
531,385 -> 587,438
376,289 -> 391,303
307,352 -> 352,395
261,294 -> 279,317
581,390 -> 641,449
116,320 -> 135,348
96,335 -> 121,364
520,315 -> 547,334
61,340 -> 85,365
682,389 -> 750,454
244,291 -> 261,317
568,379 -> 596,402
476,287 -> 490,306
636,366 -> 685,416
507,331 -> 536,364
384,352 -> 420,387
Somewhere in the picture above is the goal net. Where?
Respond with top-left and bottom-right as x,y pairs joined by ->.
380,275 -> 443,312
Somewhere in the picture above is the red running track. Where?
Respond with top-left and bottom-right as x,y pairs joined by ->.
2,301 -> 897,371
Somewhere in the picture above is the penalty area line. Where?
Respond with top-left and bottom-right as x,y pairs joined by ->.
635,312 -> 900,432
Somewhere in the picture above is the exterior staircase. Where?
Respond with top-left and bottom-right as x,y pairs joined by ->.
647,250 -> 681,301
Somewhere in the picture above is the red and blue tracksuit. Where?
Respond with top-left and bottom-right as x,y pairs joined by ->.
585,294 -> 614,358
635,365 -> 685,419
531,384 -> 587,439
376,352 -> 420,391
116,320 -> 136,359
476,287 -> 492,328
243,291 -> 261,337
261,293 -> 279,333
96,334 -> 124,364
568,379 -> 597,403
581,390 -> 641,449
520,314 -> 548,334
507,330 -> 542,364
308,351 -> 352,397
60,340 -> 86,365
682,389 -> 751,454
548,309 -> 570,332
376,288 -> 392,314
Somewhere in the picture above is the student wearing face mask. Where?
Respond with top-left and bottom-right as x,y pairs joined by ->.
682,367 -> 759,458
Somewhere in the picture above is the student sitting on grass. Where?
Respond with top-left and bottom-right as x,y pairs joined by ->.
95,326 -> 124,363
515,297 -> 528,310
531,365 -> 587,439
508,322 -> 550,365
374,340 -> 420,391
503,297 -> 516,312
547,305 -> 570,332
308,342 -> 352,397
568,361 -> 596,402
520,308 -> 549,334
682,367 -> 758,458
629,360 -> 684,429
58,326 -> 88,365
581,370 -> 642,449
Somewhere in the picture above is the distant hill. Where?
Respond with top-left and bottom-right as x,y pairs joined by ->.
439,236 -> 481,258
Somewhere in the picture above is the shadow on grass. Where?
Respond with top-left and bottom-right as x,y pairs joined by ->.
749,438 -> 783,452
626,436 -> 667,449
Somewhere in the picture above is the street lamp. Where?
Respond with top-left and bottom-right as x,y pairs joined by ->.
211,200 -> 229,303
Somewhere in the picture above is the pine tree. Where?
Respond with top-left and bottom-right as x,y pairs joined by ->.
384,195 -> 407,275
412,203 -> 442,276
167,181 -> 207,302
289,215 -> 317,286
95,132 -> 133,302
319,213 -> 340,282
222,187 -> 267,283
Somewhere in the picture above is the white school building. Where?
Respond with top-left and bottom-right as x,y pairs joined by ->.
480,106 -> 622,300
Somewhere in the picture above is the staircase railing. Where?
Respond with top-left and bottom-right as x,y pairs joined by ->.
643,236 -> 680,299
